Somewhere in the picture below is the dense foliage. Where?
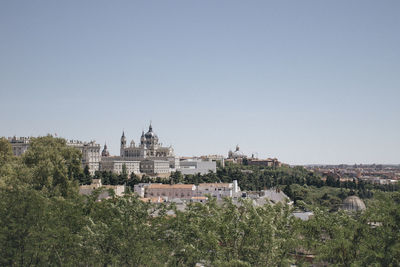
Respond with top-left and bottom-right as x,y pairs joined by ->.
0,136 -> 399,266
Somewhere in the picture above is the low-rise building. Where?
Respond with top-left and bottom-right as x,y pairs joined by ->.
100,156 -> 140,175
79,179 -> 125,200
199,154 -> 225,168
196,180 -> 240,199
135,181 -> 240,201
190,196 -> 208,203
179,159 -> 217,175
248,158 -> 281,167
144,184 -> 196,199
140,159 -> 170,177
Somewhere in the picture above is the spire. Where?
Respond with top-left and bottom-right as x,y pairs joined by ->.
102,142 -> 110,157
149,121 -> 153,132
121,130 -> 126,148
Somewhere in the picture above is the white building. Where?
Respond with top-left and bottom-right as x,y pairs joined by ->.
8,136 -> 30,156
67,140 -> 101,175
7,136 -> 101,175
196,180 -> 240,199
134,183 -> 196,200
179,159 -> 217,175
100,156 -> 140,175
199,154 -> 225,168
115,124 -> 179,176
134,181 -> 240,201
120,124 -> 179,170
140,159 -> 170,176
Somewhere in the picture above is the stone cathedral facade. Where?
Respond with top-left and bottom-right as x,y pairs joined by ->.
101,124 -> 179,176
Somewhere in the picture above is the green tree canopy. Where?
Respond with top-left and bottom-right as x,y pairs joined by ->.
22,135 -> 82,197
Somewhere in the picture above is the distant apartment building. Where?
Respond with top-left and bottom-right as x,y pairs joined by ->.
178,159 -> 217,175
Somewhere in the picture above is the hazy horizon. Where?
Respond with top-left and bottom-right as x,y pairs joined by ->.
1,1 -> 399,165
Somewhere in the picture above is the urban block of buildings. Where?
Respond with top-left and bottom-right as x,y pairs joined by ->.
226,144 -> 281,167
8,136 -> 101,175
6,123 -> 217,177
307,164 -> 400,185
6,125 -> 284,179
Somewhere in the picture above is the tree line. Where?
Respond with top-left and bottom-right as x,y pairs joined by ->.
1,136 -> 399,266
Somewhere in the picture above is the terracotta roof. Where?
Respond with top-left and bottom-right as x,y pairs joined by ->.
148,184 -> 195,189
191,196 -> 208,200
198,183 -> 231,188
140,197 -> 164,203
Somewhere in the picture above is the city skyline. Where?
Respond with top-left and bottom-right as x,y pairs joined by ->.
1,1 -> 399,165
4,122 -> 399,166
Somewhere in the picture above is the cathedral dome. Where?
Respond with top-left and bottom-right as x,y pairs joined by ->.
341,196 -> 366,212
145,131 -> 156,138
145,124 -> 158,139
229,145 -> 246,159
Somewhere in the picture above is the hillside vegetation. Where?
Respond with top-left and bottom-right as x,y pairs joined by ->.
0,136 -> 399,266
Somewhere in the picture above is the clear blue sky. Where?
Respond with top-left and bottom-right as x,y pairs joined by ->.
1,1 -> 399,165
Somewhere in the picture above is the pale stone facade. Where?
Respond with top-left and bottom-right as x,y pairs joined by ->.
67,140 -> 101,175
134,181 -> 240,201
140,159 -> 170,176
144,184 -> 196,199
247,158 -> 281,167
227,145 -> 247,164
196,180 -> 240,198
7,136 -> 101,175
199,154 -> 225,168
8,136 -> 30,156
100,156 -> 140,175
117,124 -> 179,176
178,159 -> 217,175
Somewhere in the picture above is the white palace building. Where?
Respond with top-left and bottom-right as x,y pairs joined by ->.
101,124 -> 180,177
7,124 -> 179,177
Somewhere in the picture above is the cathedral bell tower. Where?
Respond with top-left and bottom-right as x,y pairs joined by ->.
120,131 -> 126,157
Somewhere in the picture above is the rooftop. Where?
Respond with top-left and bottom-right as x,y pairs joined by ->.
198,183 -> 232,188
148,184 -> 195,189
